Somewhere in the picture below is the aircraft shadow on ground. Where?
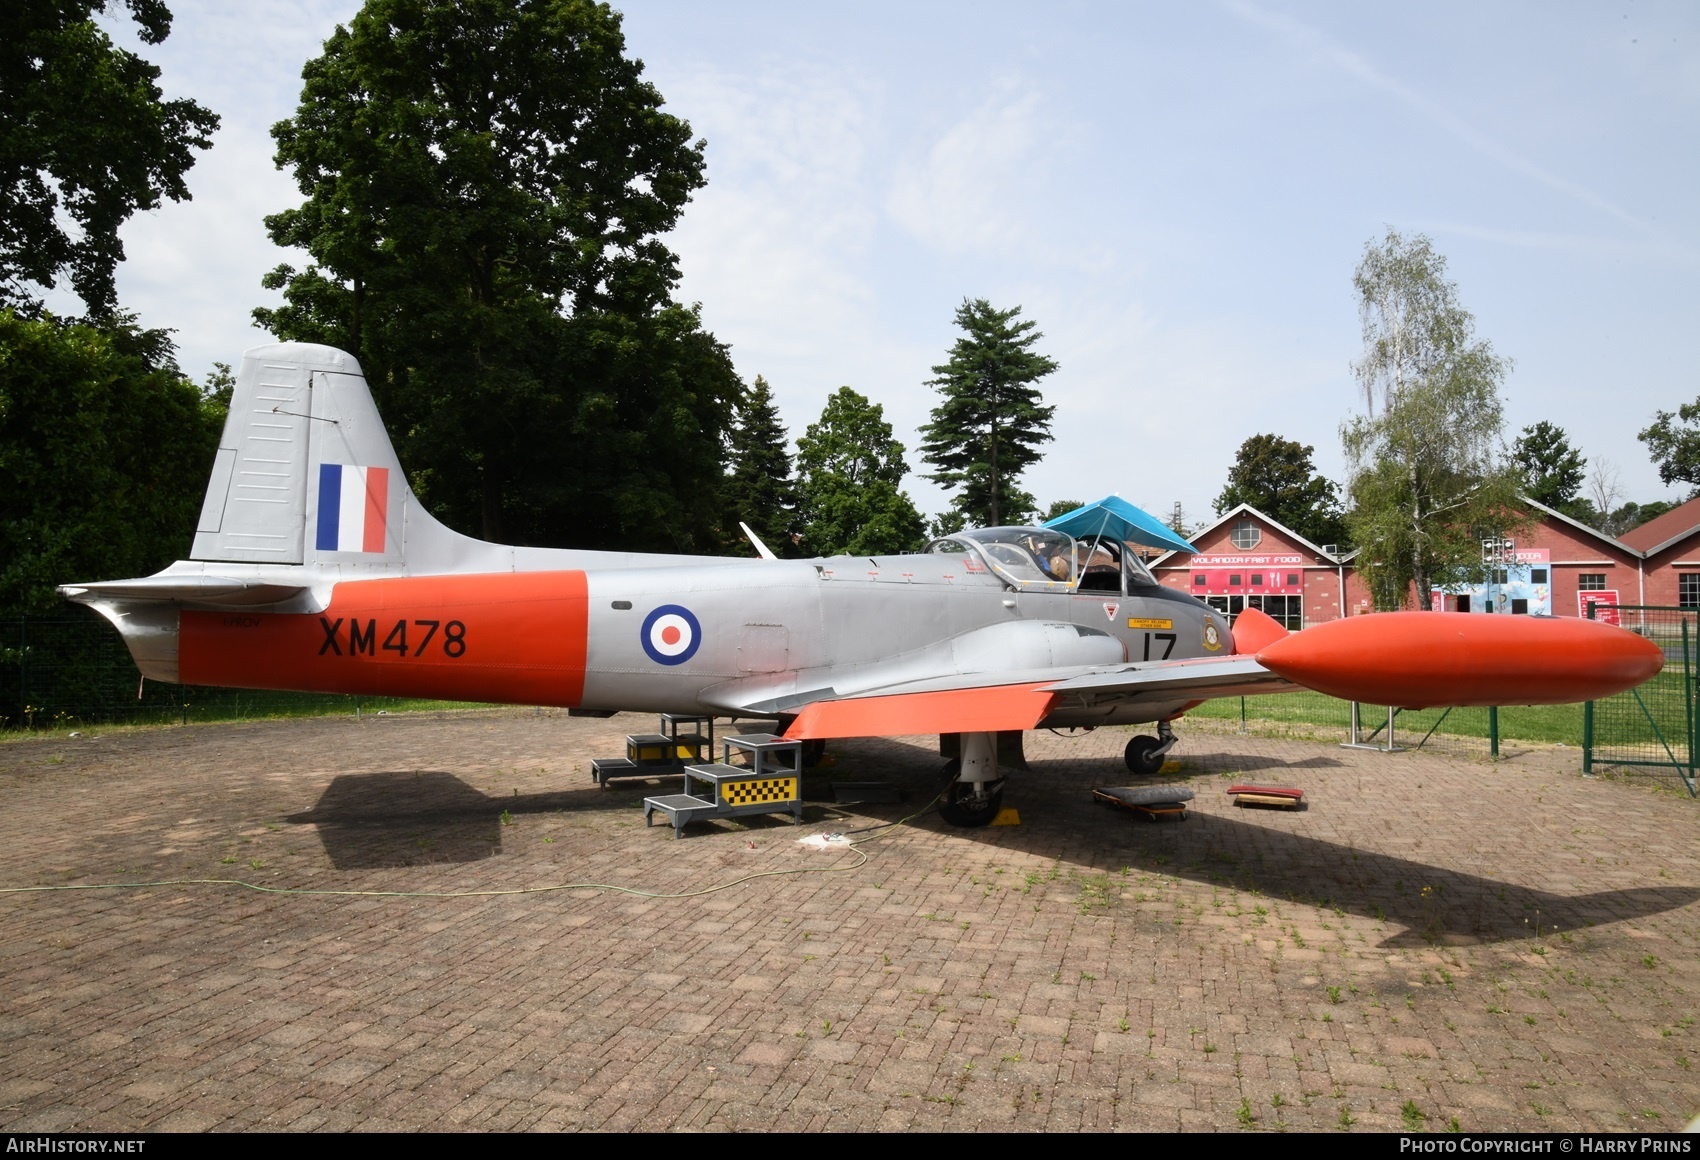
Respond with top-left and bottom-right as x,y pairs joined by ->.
826,737 -> 1700,947
284,747 -> 1700,946
284,770 -> 676,870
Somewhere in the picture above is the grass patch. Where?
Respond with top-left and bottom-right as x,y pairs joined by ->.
1187,692 -> 1584,746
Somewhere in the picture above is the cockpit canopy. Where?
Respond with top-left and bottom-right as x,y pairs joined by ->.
925,526 -> 1160,593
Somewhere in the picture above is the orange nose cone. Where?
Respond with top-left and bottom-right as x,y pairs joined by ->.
1256,612 -> 1664,709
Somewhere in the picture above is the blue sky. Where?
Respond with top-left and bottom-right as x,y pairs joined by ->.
85,1 -> 1699,531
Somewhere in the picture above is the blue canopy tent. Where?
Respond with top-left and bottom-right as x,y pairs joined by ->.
1041,495 -> 1198,555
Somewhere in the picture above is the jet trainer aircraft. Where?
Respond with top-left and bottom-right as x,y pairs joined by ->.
62,344 -> 1664,826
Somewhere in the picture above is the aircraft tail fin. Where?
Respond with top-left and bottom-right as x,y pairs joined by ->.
191,343 -> 477,572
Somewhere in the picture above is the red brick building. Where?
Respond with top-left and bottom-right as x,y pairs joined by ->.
1149,503 -> 1349,629
1147,497 -> 1694,628
1619,496 -> 1700,609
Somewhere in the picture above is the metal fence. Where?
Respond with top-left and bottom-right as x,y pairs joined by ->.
1185,692 -> 1549,760
1583,604 -> 1696,796
1,612 -> 484,729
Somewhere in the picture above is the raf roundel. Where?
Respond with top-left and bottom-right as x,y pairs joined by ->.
640,605 -> 702,666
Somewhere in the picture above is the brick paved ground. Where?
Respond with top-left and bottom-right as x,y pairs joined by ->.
0,710 -> 1696,1132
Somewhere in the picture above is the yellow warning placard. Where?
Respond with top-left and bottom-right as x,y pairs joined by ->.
1127,618 -> 1173,630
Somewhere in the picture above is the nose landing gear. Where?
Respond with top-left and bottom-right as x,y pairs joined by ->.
938,730 -> 1006,827
1124,719 -> 1179,775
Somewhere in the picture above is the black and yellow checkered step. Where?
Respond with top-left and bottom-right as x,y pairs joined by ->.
718,777 -> 797,806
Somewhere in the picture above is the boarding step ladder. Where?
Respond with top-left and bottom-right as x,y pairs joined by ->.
643,733 -> 804,838
591,713 -> 715,787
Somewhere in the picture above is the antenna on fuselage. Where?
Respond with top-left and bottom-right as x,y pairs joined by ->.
740,521 -> 779,560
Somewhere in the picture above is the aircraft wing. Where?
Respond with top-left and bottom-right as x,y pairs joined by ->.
779,654 -> 1297,740
778,609 -> 1667,740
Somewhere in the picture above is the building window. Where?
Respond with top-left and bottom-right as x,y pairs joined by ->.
1530,568 -> 1548,584
1230,519 -> 1261,550
1287,574 -> 1299,587
1229,574 -> 1242,586
1250,574 -> 1263,586
1682,575 -> 1700,609
1578,574 -> 1606,591
1193,574 -> 1206,587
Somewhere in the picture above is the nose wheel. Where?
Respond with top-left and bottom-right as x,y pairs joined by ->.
1124,721 -> 1179,775
938,776 -> 1006,827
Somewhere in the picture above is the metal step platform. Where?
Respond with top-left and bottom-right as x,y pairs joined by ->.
591,713 -> 716,787
643,733 -> 804,838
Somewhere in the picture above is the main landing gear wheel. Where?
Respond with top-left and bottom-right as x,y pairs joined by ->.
937,777 -> 1006,828
1124,735 -> 1165,776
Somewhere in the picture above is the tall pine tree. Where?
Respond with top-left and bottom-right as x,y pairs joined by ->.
1512,421 -> 1587,510
920,299 -> 1057,528
722,375 -> 799,555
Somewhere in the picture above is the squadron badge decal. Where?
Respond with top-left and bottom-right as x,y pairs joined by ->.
1203,620 -> 1223,652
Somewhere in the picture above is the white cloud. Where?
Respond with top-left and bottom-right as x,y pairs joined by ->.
886,86 -> 1050,254
1225,0 -> 1652,231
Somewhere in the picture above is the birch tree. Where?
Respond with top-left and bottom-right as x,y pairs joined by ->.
1342,229 -> 1523,610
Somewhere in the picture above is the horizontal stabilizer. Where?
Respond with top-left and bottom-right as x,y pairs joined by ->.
59,576 -> 306,606
784,683 -> 1056,740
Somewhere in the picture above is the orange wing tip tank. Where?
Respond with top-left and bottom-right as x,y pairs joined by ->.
1254,611 -> 1665,709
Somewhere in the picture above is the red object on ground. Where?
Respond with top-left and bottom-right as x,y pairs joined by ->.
1255,611 -> 1664,709
1226,785 -> 1303,799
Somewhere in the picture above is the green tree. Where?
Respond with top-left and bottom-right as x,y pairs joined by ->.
1040,499 -> 1084,523
1213,434 -> 1347,547
0,1 -> 218,318
1640,401 -> 1700,496
255,0 -> 736,550
796,388 -> 925,556
722,375 -> 799,555
0,310 -> 222,613
1511,420 -> 1587,510
1342,229 -> 1524,610
920,299 -> 1057,528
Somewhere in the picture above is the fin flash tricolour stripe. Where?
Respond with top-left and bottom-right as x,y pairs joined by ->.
316,464 -> 389,553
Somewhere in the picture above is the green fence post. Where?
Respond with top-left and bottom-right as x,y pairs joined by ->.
1489,705 -> 1499,759
1685,615 -> 1695,792
1583,602 -> 1595,776
1582,699 -> 1594,776
1240,696 -> 1246,734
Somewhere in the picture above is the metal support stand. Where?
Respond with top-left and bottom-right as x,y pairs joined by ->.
1343,702 -> 1404,752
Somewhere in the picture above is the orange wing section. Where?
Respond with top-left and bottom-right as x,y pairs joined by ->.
784,683 -> 1056,740
1256,611 -> 1663,708
180,571 -> 589,706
